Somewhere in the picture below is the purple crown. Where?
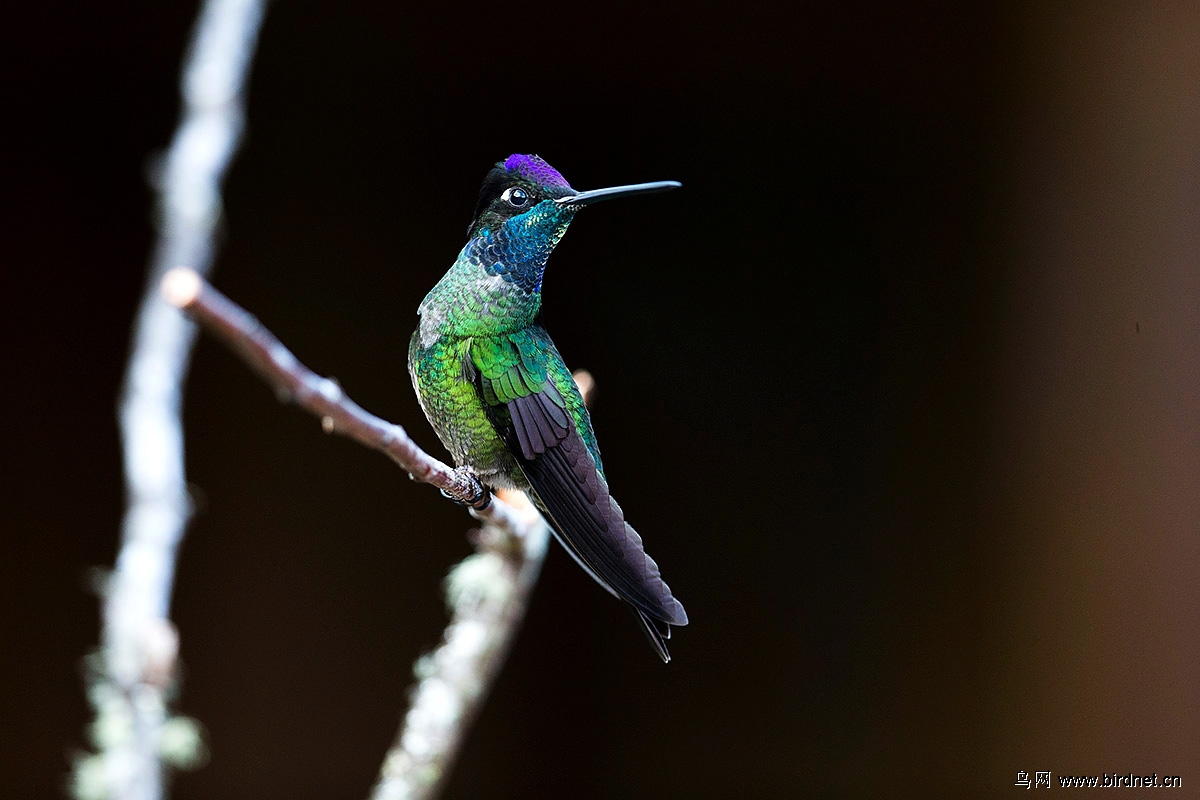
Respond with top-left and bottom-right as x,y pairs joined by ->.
502,154 -> 573,191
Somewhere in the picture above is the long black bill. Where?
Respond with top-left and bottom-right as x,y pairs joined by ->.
555,180 -> 681,207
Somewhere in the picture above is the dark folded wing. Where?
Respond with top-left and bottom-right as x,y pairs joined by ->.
471,332 -> 687,659
510,390 -> 687,628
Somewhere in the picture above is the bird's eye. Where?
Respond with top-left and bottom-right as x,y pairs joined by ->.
502,187 -> 529,208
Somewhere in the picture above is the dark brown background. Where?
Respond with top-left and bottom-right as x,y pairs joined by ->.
4,1 -> 1198,798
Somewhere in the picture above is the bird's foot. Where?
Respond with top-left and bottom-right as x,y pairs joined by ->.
441,466 -> 491,510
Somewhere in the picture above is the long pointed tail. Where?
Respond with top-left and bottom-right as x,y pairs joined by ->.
635,608 -> 674,663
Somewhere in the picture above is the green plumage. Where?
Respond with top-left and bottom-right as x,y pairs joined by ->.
408,333 -> 515,484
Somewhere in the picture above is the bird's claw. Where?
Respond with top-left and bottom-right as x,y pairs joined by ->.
440,466 -> 491,510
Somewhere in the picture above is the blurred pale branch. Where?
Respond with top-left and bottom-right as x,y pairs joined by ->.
369,486 -> 551,800
77,1 -> 267,799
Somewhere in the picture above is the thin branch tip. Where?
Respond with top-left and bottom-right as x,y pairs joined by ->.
161,267 -> 203,308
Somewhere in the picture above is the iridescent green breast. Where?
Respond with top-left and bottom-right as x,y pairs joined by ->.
407,331 -> 521,486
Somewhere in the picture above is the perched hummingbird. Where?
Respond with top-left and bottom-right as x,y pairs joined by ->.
407,154 -> 688,661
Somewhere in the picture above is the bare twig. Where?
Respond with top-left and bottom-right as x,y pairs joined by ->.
78,2 -> 267,800
161,268 -> 576,799
160,268 -> 530,535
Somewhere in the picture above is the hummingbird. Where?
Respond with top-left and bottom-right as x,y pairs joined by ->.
407,154 -> 688,661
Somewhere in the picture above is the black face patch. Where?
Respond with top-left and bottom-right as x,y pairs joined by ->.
467,167 -> 539,236
466,162 -> 576,237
